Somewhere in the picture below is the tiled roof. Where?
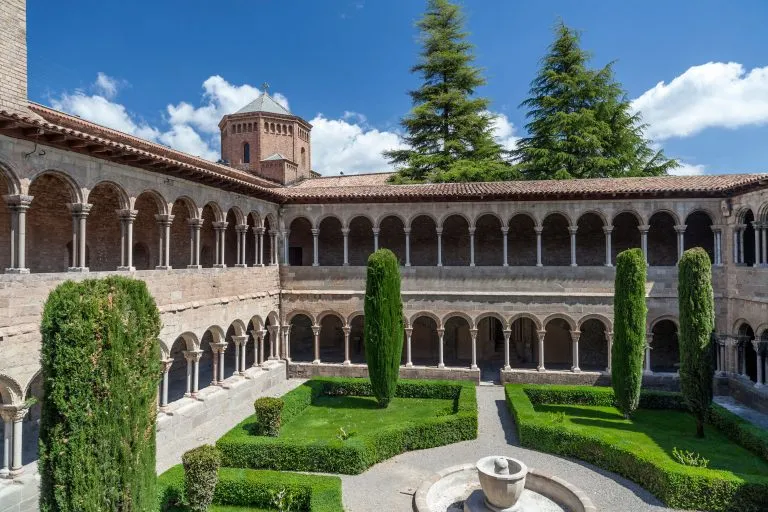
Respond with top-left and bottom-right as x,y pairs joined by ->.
289,172 -> 394,188
235,93 -> 292,116
262,153 -> 289,161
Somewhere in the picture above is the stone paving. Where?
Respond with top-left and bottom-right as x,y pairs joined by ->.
714,395 -> 768,430
340,385 -> 678,512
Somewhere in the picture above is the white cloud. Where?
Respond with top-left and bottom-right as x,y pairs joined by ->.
632,62 -> 768,140
489,112 -> 519,151
51,91 -> 159,141
669,161 -> 706,176
94,72 -> 120,99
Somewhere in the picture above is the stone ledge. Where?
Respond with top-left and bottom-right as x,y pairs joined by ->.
287,362 -> 480,383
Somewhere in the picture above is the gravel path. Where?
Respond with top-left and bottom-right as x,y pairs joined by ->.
340,385 -> 676,512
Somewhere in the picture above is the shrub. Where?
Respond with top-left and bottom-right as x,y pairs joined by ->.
254,397 -> 285,437
182,445 -> 221,512
38,277 -> 161,512
217,378 -> 477,474
678,248 -> 715,437
364,249 -> 404,408
672,447 -> 709,468
612,248 -> 647,418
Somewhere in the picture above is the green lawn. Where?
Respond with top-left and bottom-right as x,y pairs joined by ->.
278,395 -> 455,441
533,402 -> 768,478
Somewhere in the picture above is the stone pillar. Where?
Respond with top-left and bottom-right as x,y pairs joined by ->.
187,218 -> 203,269
312,325 -> 321,364
282,325 -> 291,361
711,226 -> 722,266
280,230 -> 288,265
235,225 -> 248,267
603,226 -> 613,266
571,330 -> 581,372
639,224 -> 650,264
470,328 -> 478,370
271,231 -> 278,265
753,222 -> 761,267
216,342 -> 227,382
535,226 -> 543,267
501,227 -> 509,267
404,227 -> 411,267
3,195 -> 32,273
436,227 -> 443,267
737,224 -> 746,264
268,326 -> 279,360
0,406 -> 28,477
257,227 -> 265,266
537,330 -> 546,371
0,408 -> 13,478
437,328 -> 445,368
258,330 -> 266,365
311,228 -> 319,266
232,335 -> 249,375
212,221 -> 227,268
503,329 -> 512,370
209,345 -> 220,385
343,326 -> 351,365
569,226 -> 578,267
732,226 -> 741,264
372,227 -> 380,251
644,334 -> 653,374
160,358 -> 173,409
117,209 -> 138,271
469,227 -> 476,267
405,327 -> 413,367
674,224 -> 687,262
68,203 -> 92,272
155,214 -> 174,269
752,339 -> 763,387
182,350 -> 194,397
606,331 -> 613,373
342,228 -> 350,266
762,224 -> 767,266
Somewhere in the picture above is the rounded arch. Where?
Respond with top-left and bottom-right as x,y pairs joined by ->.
248,315 -> 264,332
475,213 -> 504,266
409,214 -> 438,266
543,313 -> 577,332
172,195 -> 199,219
376,212 -> 407,229
203,201 -> 225,223
578,314 -> 613,332
288,313 -> 314,363
228,319 -> 247,337
378,214 -> 406,263
735,206 -> 756,224
474,211 -> 505,228
29,169 -> 83,202
410,311 -> 442,329
732,318 -> 753,334
348,212 -> 376,229
316,212 -> 343,229
612,209 -> 644,226
204,325 -> 226,344
648,210 -> 678,266
576,211 -> 606,266
407,211 -> 438,229
86,180 -> 129,210
650,315 -> 680,332
247,210 -> 262,227
508,210 -> 538,226
286,309 -> 316,325
475,312 -> 508,330
177,331 -> 199,351
288,214 -> 314,230
509,312 -> 543,332
318,215 -> 344,266
754,323 -> 768,339
22,369 -> 42,402
577,209 -> 608,226
684,208 -> 715,225
0,159 -> 21,195
348,215 -> 374,266
226,205 -> 245,226
347,311 -> 364,325
288,216 -> 313,266
266,311 -> 280,326
133,189 -> 169,216
651,318 -> 680,373
316,310 -> 344,324
0,374 -> 24,405
263,212 -> 278,230
649,208 -> 680,225
439,211 -> 472,229
541,212 -> 571,266
757,202 -> 768,223
442,311 -> 475,329
542,210 -> 573,226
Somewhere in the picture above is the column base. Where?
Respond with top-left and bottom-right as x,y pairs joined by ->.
312,263 -> 319,267
755,383 -> 764,389
471,364 -> 478,370
537,366 -> 545,372
570,263 -> 578,267
470,263 -> 475,267
604,263 -> 613,267
438,363 -> 445,369
536,263 -> 543,267
9,467 -> 24,478
155,265 -> 172,270
117,266 -> 136,271
503,365 -> 511,371
643,370 -> 654,375
234,264 -> 247,268
187,265 -> 202,269
213,264 -> 227,269
343,360 -> 351,366
4,267 -> 29,274
405,362 -> 413,368
571,366 -> 581,373
67,267 -> 89,273
312,359 -> 320,365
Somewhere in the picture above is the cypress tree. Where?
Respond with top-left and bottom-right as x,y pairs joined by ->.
612,248 -> 647,418
678,248 -> 715,438
39,276 -> 161,512
364,249 -> 404,408
515,22 -> 678,179
385,0 -> 514,183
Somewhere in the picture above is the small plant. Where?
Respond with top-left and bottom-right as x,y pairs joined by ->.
672,447 -> 709,468
547,411 -> 566,424
182,445 -> 221,512
253,397 -> 284,437
270,486 -> 298,512
336,426 -> 357,441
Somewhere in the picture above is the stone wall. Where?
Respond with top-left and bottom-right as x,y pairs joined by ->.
288,362 -> 480,383
0,0 -> 28,116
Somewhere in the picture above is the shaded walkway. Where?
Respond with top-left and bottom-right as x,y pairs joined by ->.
340,385 -> 676,512
714,395 -> 768,430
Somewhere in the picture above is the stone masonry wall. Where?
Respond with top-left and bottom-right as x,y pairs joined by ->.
0,0 -> 28,115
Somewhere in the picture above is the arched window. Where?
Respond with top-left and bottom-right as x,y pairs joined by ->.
301,147 -> 306,168
243,142 -> 250,164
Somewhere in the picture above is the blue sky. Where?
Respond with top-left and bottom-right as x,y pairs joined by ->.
27,0 -> 768,176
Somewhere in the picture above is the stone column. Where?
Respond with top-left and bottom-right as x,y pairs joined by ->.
569,226 -> 578,267
3,195 -> 32,273
537,330 -> 546,371
155,214 -> 174,269
501,227 -> 509,267
762,224 -> 768,265
312,325 -> 321,364
606,331 -> 613,373
732,226 -> 740,264
372,227 -> 380,251
68,203 -> 92,272
711,226 -> 722,266
503,329 -> 512,371
182,350 -> 195,397
737,224 -> 746,264
404,227 -> 411,267
0,408 -> 13,478
535,226 -> 543,267
210,344 -> 220,386
0,406 -> 28,477
469,227 -> 476,267
752,339 -> 763,387
268,326 -> 279,360
470,328 -> 478,370
674,224 -> 687,262
342,228 -> 350,266
571,330 -> 581,372
405,327 -> 413,367
257,227 -> 265,266
235,225 -> 248,267
311,228 -> 319,266
343,326 -> 351,365
212,221 -> 227,268
438,328 -> 445,368
639,224 -> 650,264
282,230 -> 290,265
232,335 -> 249,375
117,209 -> 138,271
271,231 -> 278,265
644,334 -> 653,374
187,218 -> 203,269
258,330 -> 266,365
160,358 -> 173,409
603,226 -> 613,266
753,222 -> 761,267
216,342 -> 227,382
436,227 -> 443,267
282,325 -> 291,361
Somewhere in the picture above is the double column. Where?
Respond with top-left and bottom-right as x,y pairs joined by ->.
187,218 -> 203,269
639,224 -> 650,264
674,224 -> 687,262
711,225 -> 724,266
752,339 -> 764,388
312,325 -> 321,364
570,330 -> 581,372
155,214 -> 174,270
3,195 -> 32,274
210,341 -> 228,385
68,202 -> 92,272
212,221 -> 228,268
159,358 -> 174,409
0,406 -> 28,478
182,350 -> 202,397
254,227 -> 265,266
232,335 -> 249,375
116,209 -> 138,271
234,224 -> 248,267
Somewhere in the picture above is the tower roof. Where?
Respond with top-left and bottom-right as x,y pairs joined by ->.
235,92 -> 292,116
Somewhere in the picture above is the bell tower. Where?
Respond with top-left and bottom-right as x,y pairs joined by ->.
0,0 -> 31,115
219,88 -> 312,185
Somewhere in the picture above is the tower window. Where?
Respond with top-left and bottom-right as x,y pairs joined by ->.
243,142 -> 250,164
301,147 -> 306,169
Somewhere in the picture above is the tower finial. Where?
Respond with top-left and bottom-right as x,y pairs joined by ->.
261,81 -> 270,95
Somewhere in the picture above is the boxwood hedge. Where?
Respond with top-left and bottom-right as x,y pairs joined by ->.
158,465 -> 342,511
217,377 -> 477,474
506,384 -> 768,512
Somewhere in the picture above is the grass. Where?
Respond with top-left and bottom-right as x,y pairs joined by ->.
278,395 -> 455,441
533,402 -> 768,478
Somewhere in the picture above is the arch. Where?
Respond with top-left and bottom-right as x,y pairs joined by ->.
438,211 -> 472,229
228,319 -> 247,337
684,210 -> 714,262
651,319 -> 679,373
248,315 -> 264,332
204,325 -> 226,345
379,214 -> 406,264
543,317 -> 573,370
226,205 -> 246,226
288,313 -> 314,363
266,311 -> 280,326
542,210 -> 573,227
133,189 -> 168,216
318,215 -> 344,266
612,209 -> 644,226
475,213 -> 503,266
316,212 -> 343,229
22,370 -> 42,403
410,311 -> 442,329
758,202 -> 768,223
476,315 -> 506,371
741,209 -> 757,266
576,211 -> 605,266
509,315 -> 540,369
509,312 -> 543,332
133,191 -> 164,270
612,211 -> 641,262
474,211 -> 504,228
169,198 -> 192,269
508,210 -> 538,226
28,171 -> 81,272
86,181 -> 125,271
508,213 -> 536,266
202,201 -> 225,223
348,215 -> 374,266
288,216 -> 313,266
649,208 -> 680,225
755,323 -> 768,339
543,313 -> 577,332
409,214 -> 438,266
376,212 -> 407,228
85,180 -> 130,210
577,314 -> 613,332
443,315 -> 472,367
407,211 -> 438,229
442,311 -> 475,329
648,211 -> 678,266
650,314 -> 680,332
578,318 -> 608,371
29,169 -> 82,202
442,214 -> 470,266
247,210 -> 262,228
286,309 -> 316,324
319,314 -> 345,363
0,160 -> 21,195
541,212 -> 571,266
165,334 -> 194,403
21,371 -> 44,465
411,314 -> 439,366
348,315 -> 366,363
577,209 -> 608,226
172,196 -> 199,219
0,374 -> 23,405
347,311 -> 364,325
316,310 -> 344,324
475,312 -> 508,330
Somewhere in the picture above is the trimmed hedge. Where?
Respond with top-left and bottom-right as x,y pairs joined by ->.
158,465 -> 342,511
182,445 -> 221,512
506,384 -> 768,512
253,397 -> 284,437
217,378 -> 477,474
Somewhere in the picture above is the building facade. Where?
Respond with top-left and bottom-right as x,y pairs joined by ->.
0,0 -> 767,498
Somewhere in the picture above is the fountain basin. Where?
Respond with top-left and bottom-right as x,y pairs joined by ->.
476,456 -> 528,509
413,463 -> 597,512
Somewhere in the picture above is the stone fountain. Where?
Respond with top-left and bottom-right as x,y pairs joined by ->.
413,455 -> 596,512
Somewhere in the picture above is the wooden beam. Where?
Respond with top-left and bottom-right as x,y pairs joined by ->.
68,140 -> 90,149
0,120 -> 19,130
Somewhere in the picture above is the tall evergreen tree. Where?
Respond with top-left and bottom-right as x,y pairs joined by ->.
385,0 -> 514,183
515,22 -> 678,180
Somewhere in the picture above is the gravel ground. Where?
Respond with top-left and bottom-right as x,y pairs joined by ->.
340,385 -> 677,512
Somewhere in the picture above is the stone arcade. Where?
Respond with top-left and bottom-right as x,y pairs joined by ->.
1,1 -> 768,510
